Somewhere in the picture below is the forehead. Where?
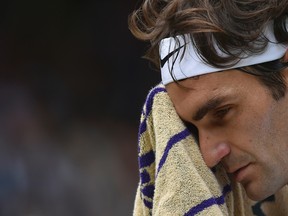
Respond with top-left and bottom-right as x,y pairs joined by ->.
165,70 -> 264,119
166,70 -> 248,99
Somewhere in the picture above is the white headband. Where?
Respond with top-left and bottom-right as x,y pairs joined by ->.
160,22 -> 288,85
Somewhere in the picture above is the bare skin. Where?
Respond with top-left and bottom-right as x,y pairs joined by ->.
166,69 -> 288,201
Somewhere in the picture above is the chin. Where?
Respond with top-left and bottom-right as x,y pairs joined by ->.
245,190 -> 271,201
243,181 -> 276,201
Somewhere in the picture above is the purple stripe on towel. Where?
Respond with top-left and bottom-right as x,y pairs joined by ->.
157,128 -> 191,175
139,87 -> 166,135
141,184 -> 155,199
140,170 -> 151,184
143,199 -> 153,209
184,184 -> 232,216
145,87 -> 166,117
139,150 -> 155,169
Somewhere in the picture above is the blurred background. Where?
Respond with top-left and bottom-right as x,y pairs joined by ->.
0,0 -> 159,215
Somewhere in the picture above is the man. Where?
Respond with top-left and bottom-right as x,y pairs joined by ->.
129,0 -> 288,214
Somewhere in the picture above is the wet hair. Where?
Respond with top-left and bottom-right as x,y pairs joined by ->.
128,0 -> 288,99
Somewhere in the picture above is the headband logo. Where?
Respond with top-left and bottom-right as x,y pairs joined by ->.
160,44 -> 185,68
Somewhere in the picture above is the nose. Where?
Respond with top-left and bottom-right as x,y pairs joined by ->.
198,129 -> 231,168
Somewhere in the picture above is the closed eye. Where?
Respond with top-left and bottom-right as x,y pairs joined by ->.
213,106 -> 231,119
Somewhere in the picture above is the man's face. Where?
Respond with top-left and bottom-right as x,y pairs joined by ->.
166,69 -> 288,201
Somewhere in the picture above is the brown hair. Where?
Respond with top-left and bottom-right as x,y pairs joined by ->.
128,0 -> 288,99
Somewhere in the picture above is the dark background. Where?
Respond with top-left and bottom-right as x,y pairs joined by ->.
0,0 -> 159,215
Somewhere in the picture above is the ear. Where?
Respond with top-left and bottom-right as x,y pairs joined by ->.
282,49 -> 288,63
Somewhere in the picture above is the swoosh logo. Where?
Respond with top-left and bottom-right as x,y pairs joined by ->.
160,44 -> 185,68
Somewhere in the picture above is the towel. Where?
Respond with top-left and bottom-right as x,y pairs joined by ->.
133,83 -> 288,216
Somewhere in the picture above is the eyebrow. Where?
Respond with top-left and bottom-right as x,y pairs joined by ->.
192,96 -> 227,121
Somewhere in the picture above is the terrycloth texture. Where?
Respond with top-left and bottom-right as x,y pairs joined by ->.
134,83 -> 288,216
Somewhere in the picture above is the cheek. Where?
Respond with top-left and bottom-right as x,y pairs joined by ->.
240,107 -> 285,164
230,108 -> 274,154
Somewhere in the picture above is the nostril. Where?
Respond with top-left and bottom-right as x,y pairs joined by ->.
217,143 -> 231,156
191,126 -> 230,168
202,142 -> 231,168
211,143 -> 230,167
